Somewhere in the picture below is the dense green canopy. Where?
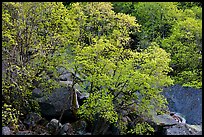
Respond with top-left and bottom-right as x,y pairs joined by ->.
2,2 -> 202,135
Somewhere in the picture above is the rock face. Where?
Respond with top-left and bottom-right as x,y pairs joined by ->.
162,84 -> 202,125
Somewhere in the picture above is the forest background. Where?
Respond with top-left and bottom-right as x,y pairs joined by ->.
2,2 -> 202,135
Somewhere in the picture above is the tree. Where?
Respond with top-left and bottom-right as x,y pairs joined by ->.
65,2 -> 173,135
112,2 -> 181,49
2,2 -> 77,128
112,2 -> 202,89
161,8 -> 202,88
177,2 -> 202,10
112,2 -> 136,14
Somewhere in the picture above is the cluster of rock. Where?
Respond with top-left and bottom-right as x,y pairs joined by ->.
151,112 -> 202,135
2,68 -> 91,135
2,112 -> 91,135
2,69 -> 202,135
2,112 -> 201,135
158,84 -> 202,135
31,67 -> 89,122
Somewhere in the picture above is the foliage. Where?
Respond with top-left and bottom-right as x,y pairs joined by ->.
64,2 -> 174,135
177,2 -> 202,10
2,2 -> 75,122
161,7 -> 202,88
75,35 -> 173,135
2,1 -> 201,135
112,2 -> 136,14
78,91 -> 118,124
112,2 -> 180,48
2,103 -> 22,131
112,2 -> 202,89
127,122 -> 154,135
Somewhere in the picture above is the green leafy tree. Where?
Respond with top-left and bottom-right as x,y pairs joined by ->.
177,2 -> 202,10
112,2 -> 181,49
2,2 -> 77,128
161,8 -> 202,88
64,2 -> 173,135
112,2 -> 136,14
112,2 -> 202,89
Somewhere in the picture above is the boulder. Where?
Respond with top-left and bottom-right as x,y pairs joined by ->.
152,114 -> 178,126
36,87 -> 74,121
162,84 -> 202,125
46,119 -> 62,135
59,123 -> 74,135
31,69 -> 90,127
150,112 -> 202,135
36,85 -> 89,121
164,123 -> 201,135
142,113 -> 178,135
2,126 -> 11,135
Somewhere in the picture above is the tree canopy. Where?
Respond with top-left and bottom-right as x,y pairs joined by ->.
2,2 -> 202,135
112,2 -> 202,88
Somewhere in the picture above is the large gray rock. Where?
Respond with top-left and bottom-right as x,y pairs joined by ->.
2,126 -> 11,135
46,119 -> 62,135
150,113 -> 202,135
162,84 -> 202,125
164,123 -> 201,135
152,114 -> 178,126
36,86 -> 89,121
37,87 -> 73,119
59,123 -> 74,135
